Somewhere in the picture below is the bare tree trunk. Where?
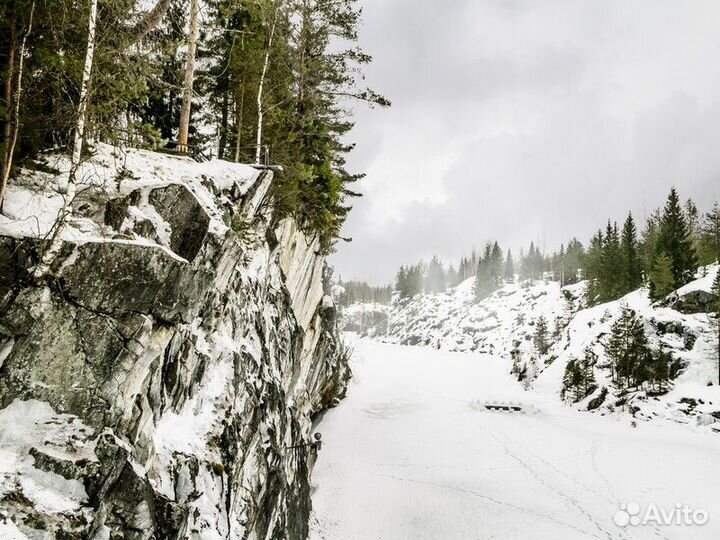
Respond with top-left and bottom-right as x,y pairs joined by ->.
178,0 -> 199,153
0,1 -> 34,212
255,3 -> 279,165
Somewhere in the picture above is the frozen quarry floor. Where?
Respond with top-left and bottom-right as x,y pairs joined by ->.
309,338 -> 720,540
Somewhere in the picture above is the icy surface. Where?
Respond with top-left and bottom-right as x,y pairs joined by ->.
310,338 -> 720,540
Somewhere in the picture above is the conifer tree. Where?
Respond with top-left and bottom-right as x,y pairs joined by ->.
656,187 -> 698,286
561,349 -> 597,402
604,307 -> 652,392
490,242 -> 504,284
649,348 -> 670,392
585,231 -> 604,304
649,252 -> 675,300
700,202 -> 720,265
534,316 -> 550,355
639,209 -> 661,278
599,221 -> 622,301
426,256 -> 446,294
621,213 -> 642,293
565,238 -> 585,284
504,250 -> 515,281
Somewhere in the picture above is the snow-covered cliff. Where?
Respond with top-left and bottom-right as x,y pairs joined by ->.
0,144 -> 350,539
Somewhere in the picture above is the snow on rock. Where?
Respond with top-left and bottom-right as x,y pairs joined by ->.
350,267 -> 719,431
0,144 -> 350,538
0,142 -> 262,249
339,302 -> 391,337
536,266 -> 720,428
383,277 -> 584,359
0,399 -> 96,535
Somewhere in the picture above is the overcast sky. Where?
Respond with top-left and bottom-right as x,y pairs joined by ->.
330,0 -> 720,285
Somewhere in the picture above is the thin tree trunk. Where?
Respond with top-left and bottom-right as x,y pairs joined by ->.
218,90 -> 228,158
2,8 -> 17,166
255,3 -> 279,165
234,81 -> 245,162
34,0 -> 95,278
178,0 -> 199,153
60,0 -> 97,193
0,2 -> 34,212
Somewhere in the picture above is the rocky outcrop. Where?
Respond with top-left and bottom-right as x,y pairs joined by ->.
0,145 -> 350,539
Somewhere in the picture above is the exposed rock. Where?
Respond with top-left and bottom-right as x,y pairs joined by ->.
0,145 -> 350,539
149,183 -> 210,261
671,289 -> 714,314
587,388 -> 608,411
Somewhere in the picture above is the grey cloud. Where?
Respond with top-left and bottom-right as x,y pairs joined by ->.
332,0 -> 720,285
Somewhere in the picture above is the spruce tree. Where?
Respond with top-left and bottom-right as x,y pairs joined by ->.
599,221 -> 622,301
649,348 -> 671,393
640,209 -> 661,279
504,250 -> 515,282
656,188 -> 698,286
700,202 -> 720,265
649,252 -> 675,300
604,307 -> 652,392
561,350 -> 597,402
426,256 -> 446,294
490,242 -> 504,284
621,213 -> 642,293
585,231 -> 604,304
565,238 -> 585,284
534,316 -> 550,355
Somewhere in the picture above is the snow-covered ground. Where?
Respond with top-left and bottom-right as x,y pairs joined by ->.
341,266 -> 720,429
309,338 -> 720,540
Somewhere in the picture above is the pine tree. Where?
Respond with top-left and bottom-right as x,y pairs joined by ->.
656,187 -> 698,287
426,256 -> 446,294
561,349 -> 597,402
649,348 -> 671,393
504,250 -> 515,281
649,252 -> 675,300
604,306 -> 652,392
565,238 -> 585,284
534,316 -> 550,356
490,241 -> 504,284
395,266 -> 408,298
700,202 -> 720,265
685,198 -> 702,261
585,230 -> 604,304
599,221 -> 622,301
621,213 -> 642,293
640,209 -> 661,279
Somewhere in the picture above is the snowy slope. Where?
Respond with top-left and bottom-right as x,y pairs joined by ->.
343,267 -> 719,430
536,266 -> 720,427
310,338 -> 720,540
384,278 -> 584,357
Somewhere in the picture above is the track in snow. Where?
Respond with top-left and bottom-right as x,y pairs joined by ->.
309,338 -> 720,540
